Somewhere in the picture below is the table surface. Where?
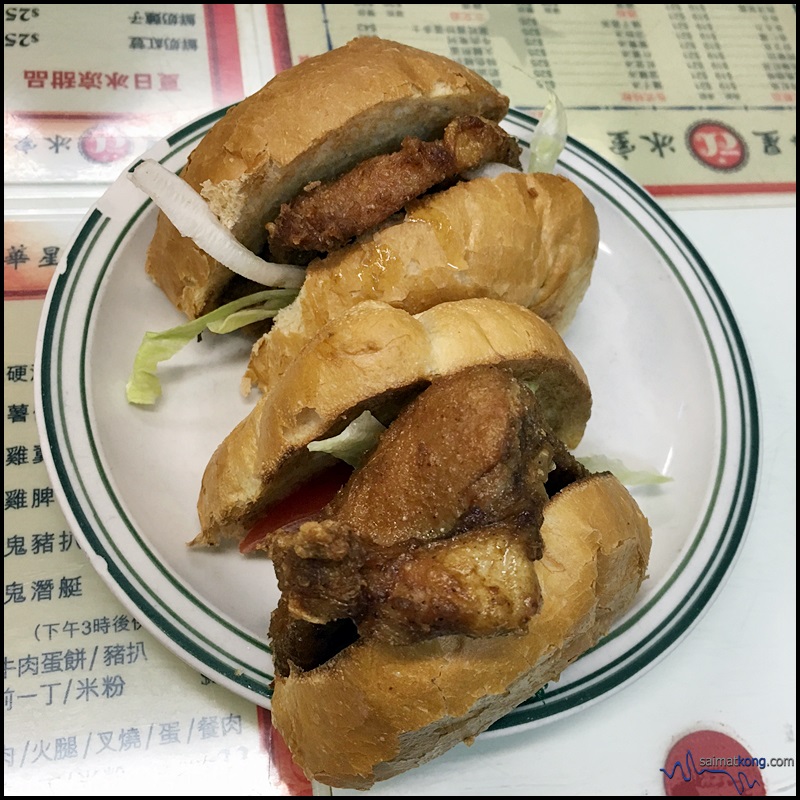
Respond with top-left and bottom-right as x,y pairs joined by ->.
4,5 -> 796,796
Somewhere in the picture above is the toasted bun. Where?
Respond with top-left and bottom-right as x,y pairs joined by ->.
271,472 -> 652,789
195,297 -> 591,547
244,171 -> 599,396
144,37 -> 509,318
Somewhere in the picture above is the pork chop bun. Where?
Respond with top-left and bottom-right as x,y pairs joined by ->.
137,37 -> 599,397
192,297 -> 651,789
269,371 -> 651,790
195,297 -> 594,548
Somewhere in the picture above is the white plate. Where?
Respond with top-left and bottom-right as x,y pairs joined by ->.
34,107 -> 758,730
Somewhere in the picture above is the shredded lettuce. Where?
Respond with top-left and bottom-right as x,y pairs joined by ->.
126,288 -> 297,405
206,306 -> 278,334
527,91 -> 568,173
307,410 -> 387,468
578,455 -> 672,487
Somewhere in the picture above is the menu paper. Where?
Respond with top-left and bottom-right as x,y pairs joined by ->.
3,227 -> 310,796
4,4 -> 246,185
7,5 -> 795,198
273,3 -> 796,199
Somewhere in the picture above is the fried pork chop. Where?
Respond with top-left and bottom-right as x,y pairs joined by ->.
265,115 -> 522,262
268,366 -> 588,677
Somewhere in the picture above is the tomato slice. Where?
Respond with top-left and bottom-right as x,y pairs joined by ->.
239,462 -> 353,554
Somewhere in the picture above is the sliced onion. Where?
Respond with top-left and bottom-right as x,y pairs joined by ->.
128,158 -> 305,289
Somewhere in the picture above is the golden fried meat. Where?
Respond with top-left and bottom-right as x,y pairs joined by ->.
266,116 -> 521,261
268,367 -> 589,675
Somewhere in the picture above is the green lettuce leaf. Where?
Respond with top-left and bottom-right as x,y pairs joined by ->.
126,288 -> 297,405
307,410 -> 387,468
578,454 -> 672,486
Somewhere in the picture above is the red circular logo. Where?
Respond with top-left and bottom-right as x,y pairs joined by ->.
662,729 -> 766,796
78,125 -> 133,164
686,121 -> 748,172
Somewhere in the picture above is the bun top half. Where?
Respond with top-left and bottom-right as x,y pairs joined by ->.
145,37 -> 510,318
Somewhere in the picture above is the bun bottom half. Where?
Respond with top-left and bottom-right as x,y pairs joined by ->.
271,472 -> 651,789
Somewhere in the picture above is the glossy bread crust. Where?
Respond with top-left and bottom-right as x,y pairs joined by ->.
244,171 -> 599,396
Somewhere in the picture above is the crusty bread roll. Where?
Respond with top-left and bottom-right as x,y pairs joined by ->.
244,170 -> 599,396
271,472 -> 651,789
144,37 -> 509,318
194,297 -> 591,547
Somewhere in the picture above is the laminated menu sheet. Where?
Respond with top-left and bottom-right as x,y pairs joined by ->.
3,216 -> 313,796
3,6 -> 309,794
269,3 -> 796,200
5,4 -> 795,199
